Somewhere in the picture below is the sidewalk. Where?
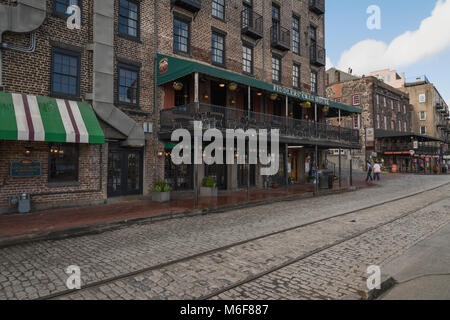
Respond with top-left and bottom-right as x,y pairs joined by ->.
0,176 -> 386,246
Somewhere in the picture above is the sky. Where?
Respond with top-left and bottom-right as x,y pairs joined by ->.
325,0 -> 450,105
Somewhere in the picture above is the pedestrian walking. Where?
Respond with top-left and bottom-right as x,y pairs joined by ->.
366,161 -> 373,182
373,162 -> 381,181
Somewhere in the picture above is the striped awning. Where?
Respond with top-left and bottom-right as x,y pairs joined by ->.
0,92 -> 104,144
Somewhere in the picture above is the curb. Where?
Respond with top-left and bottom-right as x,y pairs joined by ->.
0,186 -> 363,249
342,275 -> 397,300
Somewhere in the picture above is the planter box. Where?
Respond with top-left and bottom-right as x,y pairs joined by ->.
152,191 -> 171,203
200,187 -> 218,197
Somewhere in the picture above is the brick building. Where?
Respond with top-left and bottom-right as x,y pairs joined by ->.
327,68 -> 447,173
0,0 -> 362,213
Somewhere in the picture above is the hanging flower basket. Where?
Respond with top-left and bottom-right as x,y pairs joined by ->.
173,82 -> 183,91
228,82 -> 238,91
322,106 -> 329,113
270,93 -> 278,101
301,101 -> 311,109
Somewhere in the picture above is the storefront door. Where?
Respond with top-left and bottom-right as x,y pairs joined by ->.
107,145 -> 143,197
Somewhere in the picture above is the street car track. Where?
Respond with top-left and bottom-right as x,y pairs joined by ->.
36,181 -> 450,300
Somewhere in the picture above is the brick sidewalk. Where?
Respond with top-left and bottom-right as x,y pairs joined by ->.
0,176 -> 385,242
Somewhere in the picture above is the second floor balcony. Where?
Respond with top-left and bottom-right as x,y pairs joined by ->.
271,26 -> 290,51
309,0 -> 325,15
160,103 -> 360,147
310,43 -> 326,67
241,9 -> 263,39
171,0 -> 201,13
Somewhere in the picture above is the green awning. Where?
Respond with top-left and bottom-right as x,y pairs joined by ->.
0,92 -> 105,144
157,53 -> 362,114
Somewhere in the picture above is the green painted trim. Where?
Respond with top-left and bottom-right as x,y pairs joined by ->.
0,92 -> 18,141
77,101 -> 105,144
156,53 -> 362,114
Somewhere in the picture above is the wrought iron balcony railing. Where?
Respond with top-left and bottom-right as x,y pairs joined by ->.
310,43 -> 326,67
309,0 -> 325,15
241,9 -> 263,39
160,103 -> 360,146
379,143 -> 441,155
271,26 -> 290,51
171,0 -> 201,13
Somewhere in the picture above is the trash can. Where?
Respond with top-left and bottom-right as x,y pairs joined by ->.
319,171 -> 329,189
18,193 -> 31,213
328,174 -> 334,189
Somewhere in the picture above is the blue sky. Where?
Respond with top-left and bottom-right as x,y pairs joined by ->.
325,0 -> 450,104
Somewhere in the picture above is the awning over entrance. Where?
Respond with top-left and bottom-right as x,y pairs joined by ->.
0,92 -> 105,144
156,53 -> 362,114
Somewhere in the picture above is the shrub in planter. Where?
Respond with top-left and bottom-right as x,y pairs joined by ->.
200,176 -> 218,197
152,181 -> 172,202
432,166 -> 439,174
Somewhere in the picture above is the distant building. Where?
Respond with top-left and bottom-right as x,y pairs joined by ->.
326,67 -> 359,86
369,69 -> 405,89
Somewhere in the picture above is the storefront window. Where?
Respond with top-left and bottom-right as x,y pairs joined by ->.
49,144 -> 79,182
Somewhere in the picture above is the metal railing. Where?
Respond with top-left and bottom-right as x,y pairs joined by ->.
379,143 -> 441,155
309,0 -> 325,14
271,26 -> 290,51
310,43 -> 326,66
160,103 -> 360,145
241,9 -> 263,38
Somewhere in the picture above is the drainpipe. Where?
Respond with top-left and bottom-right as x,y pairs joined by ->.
338,109 -> 341,187
194,72 -> 199,206
153,0 -> 159,182
247,85 -> 251,199
0,0 -> 47,89
314,102 -> 318,195
285,95 -> 288,192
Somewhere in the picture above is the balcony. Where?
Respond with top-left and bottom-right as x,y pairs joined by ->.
271,26 -> 290,51
241,10 -> 263,39
379,143 -> 441,155
309,0 -> 325,15
160,103 -> 360,147
171,0 -> 201,13
310,43 -> 326,67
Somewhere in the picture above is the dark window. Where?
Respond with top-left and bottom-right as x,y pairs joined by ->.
242,44 -> 253,74
212,32 -> 225,66
352,94 -> 360,105
118,63 -> 139,106
293,63 -> 300,88
292,16 -> 300,54
212,0 -> 225,20
174,17 -> 190,54
272,55 -> 281,83
272,4 -> 280,37
51,47 -> 80,97
54,0 -> 79,16
310,71 -> 318,94
49,144 -> 79,182
242,1 -> 252,28
118,0 -> 139,39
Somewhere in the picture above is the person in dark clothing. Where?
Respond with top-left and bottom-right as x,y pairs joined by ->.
366,161 -> 373,182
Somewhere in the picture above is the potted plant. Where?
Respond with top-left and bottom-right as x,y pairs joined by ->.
322,106 -> 329,113
270,93 -> 278,101
228,82 -> 238,91
301,101 -> 311,109
288,176 -> 295,185
432,166 -> 439,174
152,181 -> 172,202
272,183 -> 279,189
173,81 -> 183,91
200,176 -> 218,197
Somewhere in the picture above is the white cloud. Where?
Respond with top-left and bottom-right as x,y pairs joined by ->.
326,56 -> 334,70
337,0 -> 450,75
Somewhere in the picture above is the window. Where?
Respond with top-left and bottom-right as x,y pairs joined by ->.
212,0 -> 225,20
272,55 -> 281,83
352,94 -> 360,106
404,121 -> 407,132
376,114 -> 381,129
403,104 -> 407,114
242,44 -> 253,74
398,120 -> 402,132
173,17 -> 190,54
419,93 -> 426,103
118,62 -> 139,106
376,94 -> 380,106
54,0 -> 79,16
310,71 -> 318,94
292,16 -> 300,54
397,101 -> 401,113
384,116 -> 387,130
51,47 -> 80,97
242,1 -> 252,28
335,98 -> 341,103
420,126 -> 426,135
420,111 -> 426,120
292,64 -> 300,88
383,97 -> 387,107
391,100 -> 394,110
118,0 -> 139,39
49,144 -> 78,182
212,32 -> 225,66
391,120 -> 395,131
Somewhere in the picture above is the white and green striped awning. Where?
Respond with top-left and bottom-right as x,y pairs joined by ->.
0,92 -> 104,144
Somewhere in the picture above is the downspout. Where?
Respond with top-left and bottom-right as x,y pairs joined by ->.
0,0 -> 47,89
153,0 -> 158,181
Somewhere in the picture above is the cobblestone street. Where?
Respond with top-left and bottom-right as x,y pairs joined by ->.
0,175 -> 449,300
